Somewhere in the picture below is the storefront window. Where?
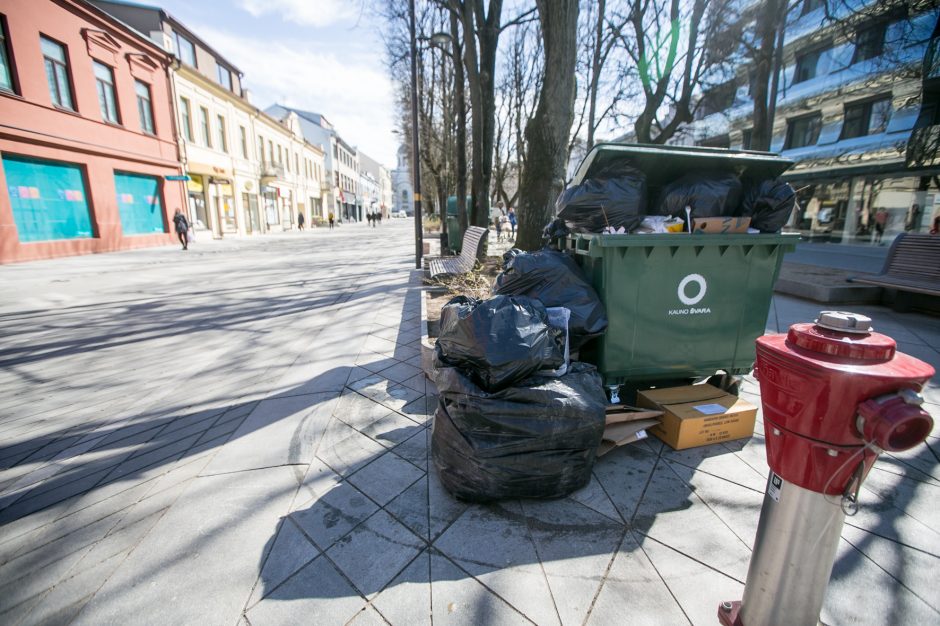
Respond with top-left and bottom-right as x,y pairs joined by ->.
115,172 -> 165,235
3,155 -> 93,241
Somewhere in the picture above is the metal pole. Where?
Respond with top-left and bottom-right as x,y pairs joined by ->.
409,0 -> 423,269
737,477 -> 845,626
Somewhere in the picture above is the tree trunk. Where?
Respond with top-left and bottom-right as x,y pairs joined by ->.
515,0 -> 579,251
750,0 -> 785,151
451,11 -> 469,232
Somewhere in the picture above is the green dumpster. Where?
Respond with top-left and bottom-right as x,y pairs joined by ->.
566,143 -> 799,385
446,196 -> 470,252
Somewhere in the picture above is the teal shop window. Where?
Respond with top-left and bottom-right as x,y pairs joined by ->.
3,155 -> 94,242
114,172 -> 165,235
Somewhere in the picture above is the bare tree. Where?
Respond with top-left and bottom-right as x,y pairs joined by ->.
515,0 -> 580,250
611,0 -> 736,144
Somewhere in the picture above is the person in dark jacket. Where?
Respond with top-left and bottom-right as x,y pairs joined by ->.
172,209 -> 189,250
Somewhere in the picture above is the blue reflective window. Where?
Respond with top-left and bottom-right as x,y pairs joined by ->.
3,156 -> 93,241
114,172 -> 165,235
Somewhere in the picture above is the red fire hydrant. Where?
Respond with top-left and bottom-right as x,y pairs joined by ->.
719,311 -> 935,626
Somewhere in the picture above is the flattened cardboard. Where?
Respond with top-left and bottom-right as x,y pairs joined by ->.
605,404 -> 663,426
693,216 -> 751,234
636,383 -> 757,450
597,418 -> 660,456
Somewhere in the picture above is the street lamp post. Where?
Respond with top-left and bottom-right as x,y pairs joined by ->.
409,0 -> 423,269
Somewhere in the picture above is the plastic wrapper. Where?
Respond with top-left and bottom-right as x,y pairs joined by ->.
494,249 -> 608,350
431,362 -> 607,502
655,171 -> 743,220
555,163 -> 646,233
739,179 -> 797,233
435,295 -> 565,392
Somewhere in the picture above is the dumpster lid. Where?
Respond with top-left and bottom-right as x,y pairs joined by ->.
571,143 -> 794,187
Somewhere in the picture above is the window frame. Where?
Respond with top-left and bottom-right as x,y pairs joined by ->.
93,60 -> 120,124
0,15 -> 18,94
216,64 -> 232,91
840,95 -> 892,140
851,22 -> 887,65
240,126 -> 248,159
135,79 -> 155,134
174,31 -> 197,68
785,112 -> 823,149
40,35 -> 75,110
180,96 -> 193,142
216,114 -> 228,153
794,46 -> 826,84
199,106 -> 211,148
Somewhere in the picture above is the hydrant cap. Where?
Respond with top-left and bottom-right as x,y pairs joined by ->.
788,314 -> 895,362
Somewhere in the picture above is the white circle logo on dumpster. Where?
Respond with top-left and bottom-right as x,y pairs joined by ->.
677,274 -> 707,306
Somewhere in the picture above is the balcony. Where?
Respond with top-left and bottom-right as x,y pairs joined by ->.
905,125 -> 940,168
260,164 -> 285,180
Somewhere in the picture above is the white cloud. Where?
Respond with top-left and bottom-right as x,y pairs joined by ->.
194,25 -> 399,167
238,0 -> 359,28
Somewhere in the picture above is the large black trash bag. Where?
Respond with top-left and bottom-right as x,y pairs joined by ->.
655,171 -> 743,219
431,362 -> 607,502
739,179 -> 797,233
555,163 -> 646,233
502,247 -> 524,269
542,218 -> 570,247
435,295 -> 565,392
493,249 -> 607,350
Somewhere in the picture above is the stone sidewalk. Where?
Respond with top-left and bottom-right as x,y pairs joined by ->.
0,221 -> 938,625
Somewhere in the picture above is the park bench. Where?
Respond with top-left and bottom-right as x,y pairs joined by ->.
847,233 -> 940,299
428,226 -> 488,278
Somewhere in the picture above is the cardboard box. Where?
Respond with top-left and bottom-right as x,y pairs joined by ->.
636,384 -> 757,450
597,405 -> 664,456
693,216 -> 751,234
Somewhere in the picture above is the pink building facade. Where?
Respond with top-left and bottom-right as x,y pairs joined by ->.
0,0 -> 186,263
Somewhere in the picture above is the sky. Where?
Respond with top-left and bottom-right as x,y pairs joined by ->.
154,0 -> 399,168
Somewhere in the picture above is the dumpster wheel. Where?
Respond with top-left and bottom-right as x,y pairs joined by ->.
706,371 -> 740,396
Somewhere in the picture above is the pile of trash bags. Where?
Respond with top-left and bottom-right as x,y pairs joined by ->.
553,164 -> 796,237
431,260 -> 609,501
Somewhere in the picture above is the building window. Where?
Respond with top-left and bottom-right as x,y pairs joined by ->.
0,16 -> 15,93
268,140 -> 273,164
852,22 -> 886,65
41,36 -> 73,110
93,61 -> 119,124
240,126 -> 248,158
794,47 -> 824,84
135,80 -> 154,134
199,106 -> 211,147
115,172 -> 166,235
258,135 -> 265,164
286,151 -> 290,173
801,0 -> 824,16
216,114 -> 227,152
277,145 -> 282,164
295,154 -> 299,174
180,97 -> 193,141
785,113 -> 822,149
841,96 -> 892,140
174,31 -> 196,67
741,128 -> 753,150
3,155 -> 93,241
217,64 -> 232,91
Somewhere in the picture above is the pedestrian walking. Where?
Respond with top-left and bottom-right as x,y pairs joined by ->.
172,209 -> 189,250
328,211 -> 335,230
494,214 -> 503,242
874,208 -> 888,244
508,207 -> 516,240
297,211 -> 305,231
377,211 -> 382,226
367,212 -> 373,227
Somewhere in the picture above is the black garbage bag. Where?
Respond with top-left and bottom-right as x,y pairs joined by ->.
555,163 -> 646,233
655,171 -> 743,220
435,295 -> 565,392
542,218 -> 570,246
493,249 -> 607,350
431,362 -> 607,502
739,179 -> 797,233
502,247 -> 524,269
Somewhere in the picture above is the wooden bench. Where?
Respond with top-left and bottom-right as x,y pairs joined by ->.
848,233 -> 940,297
428,226 -> 487,278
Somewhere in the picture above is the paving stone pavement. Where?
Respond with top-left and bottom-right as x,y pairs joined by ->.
1,221 -> 939,625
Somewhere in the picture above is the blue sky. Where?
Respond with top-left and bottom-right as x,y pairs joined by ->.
155,0 -> 399,167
